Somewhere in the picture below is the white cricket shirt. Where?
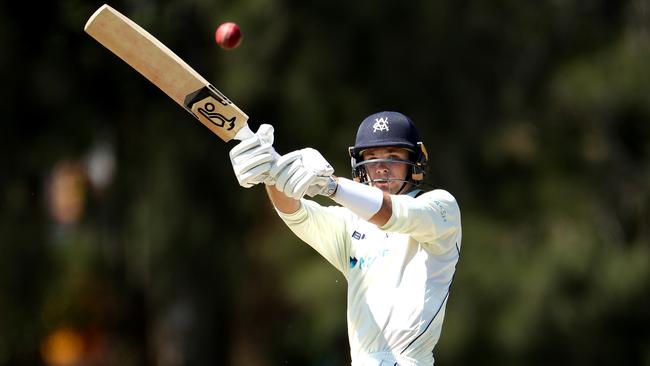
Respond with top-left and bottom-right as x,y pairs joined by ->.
276,189 -> 462,365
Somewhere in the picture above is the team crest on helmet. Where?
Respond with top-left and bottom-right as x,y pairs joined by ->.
372,117 -> 389,132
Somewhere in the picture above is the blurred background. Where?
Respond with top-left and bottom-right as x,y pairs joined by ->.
1,0 -> 649,365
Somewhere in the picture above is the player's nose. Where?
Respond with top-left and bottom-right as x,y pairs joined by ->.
374,163 -> 389,174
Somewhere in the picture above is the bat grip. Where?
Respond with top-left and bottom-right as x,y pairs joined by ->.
234,124 -> 254,141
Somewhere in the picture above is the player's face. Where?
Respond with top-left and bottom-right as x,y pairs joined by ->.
361,147 -> 411,194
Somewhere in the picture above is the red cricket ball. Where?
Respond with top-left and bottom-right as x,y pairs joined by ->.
215,22 -> 242,50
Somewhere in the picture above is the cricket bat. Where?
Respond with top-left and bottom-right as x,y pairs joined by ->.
84,4 -> 253,142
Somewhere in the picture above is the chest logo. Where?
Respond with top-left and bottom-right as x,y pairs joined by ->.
352,230 -> 366,240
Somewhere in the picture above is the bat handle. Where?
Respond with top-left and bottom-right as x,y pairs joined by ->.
234,124 -> 255,141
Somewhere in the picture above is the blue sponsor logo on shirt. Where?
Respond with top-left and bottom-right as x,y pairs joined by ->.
349,250 -> 389,270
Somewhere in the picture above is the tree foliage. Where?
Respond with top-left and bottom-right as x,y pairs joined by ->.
1,0 -> 648,365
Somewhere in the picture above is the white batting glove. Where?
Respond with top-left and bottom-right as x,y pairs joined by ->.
270,148 -> 334,200
229,124 -> 277,188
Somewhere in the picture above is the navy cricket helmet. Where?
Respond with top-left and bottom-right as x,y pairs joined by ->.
348,111 -> 429,188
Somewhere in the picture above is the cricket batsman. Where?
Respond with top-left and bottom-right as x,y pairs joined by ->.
229,111 -> 462,365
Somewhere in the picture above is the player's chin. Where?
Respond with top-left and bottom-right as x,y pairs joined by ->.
372,181 -> 391,192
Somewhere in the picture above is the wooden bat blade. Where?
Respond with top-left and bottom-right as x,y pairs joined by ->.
84,4 -> 252,142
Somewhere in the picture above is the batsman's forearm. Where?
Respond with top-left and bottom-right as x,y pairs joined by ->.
266,184 -> 301,214
368,192 -> 393,227
330,178 -> 392,226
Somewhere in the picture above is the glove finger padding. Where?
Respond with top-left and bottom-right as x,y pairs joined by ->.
229,124 -> 277,188
235,154 -> 274,187
270,151 -> 303,176
238,162 -> 273,188
275,159 -> 303,193
270,151 -> 303,191
232,145 -> 274,172
229,135 -> 261,160
229,124 -> 274,160
232,147 -> 274,187
300,148 -> 334,176
269,148 -> 335,200
285,168 -> 315,199
284,161 -> 313,199
297,148 -> 335,198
